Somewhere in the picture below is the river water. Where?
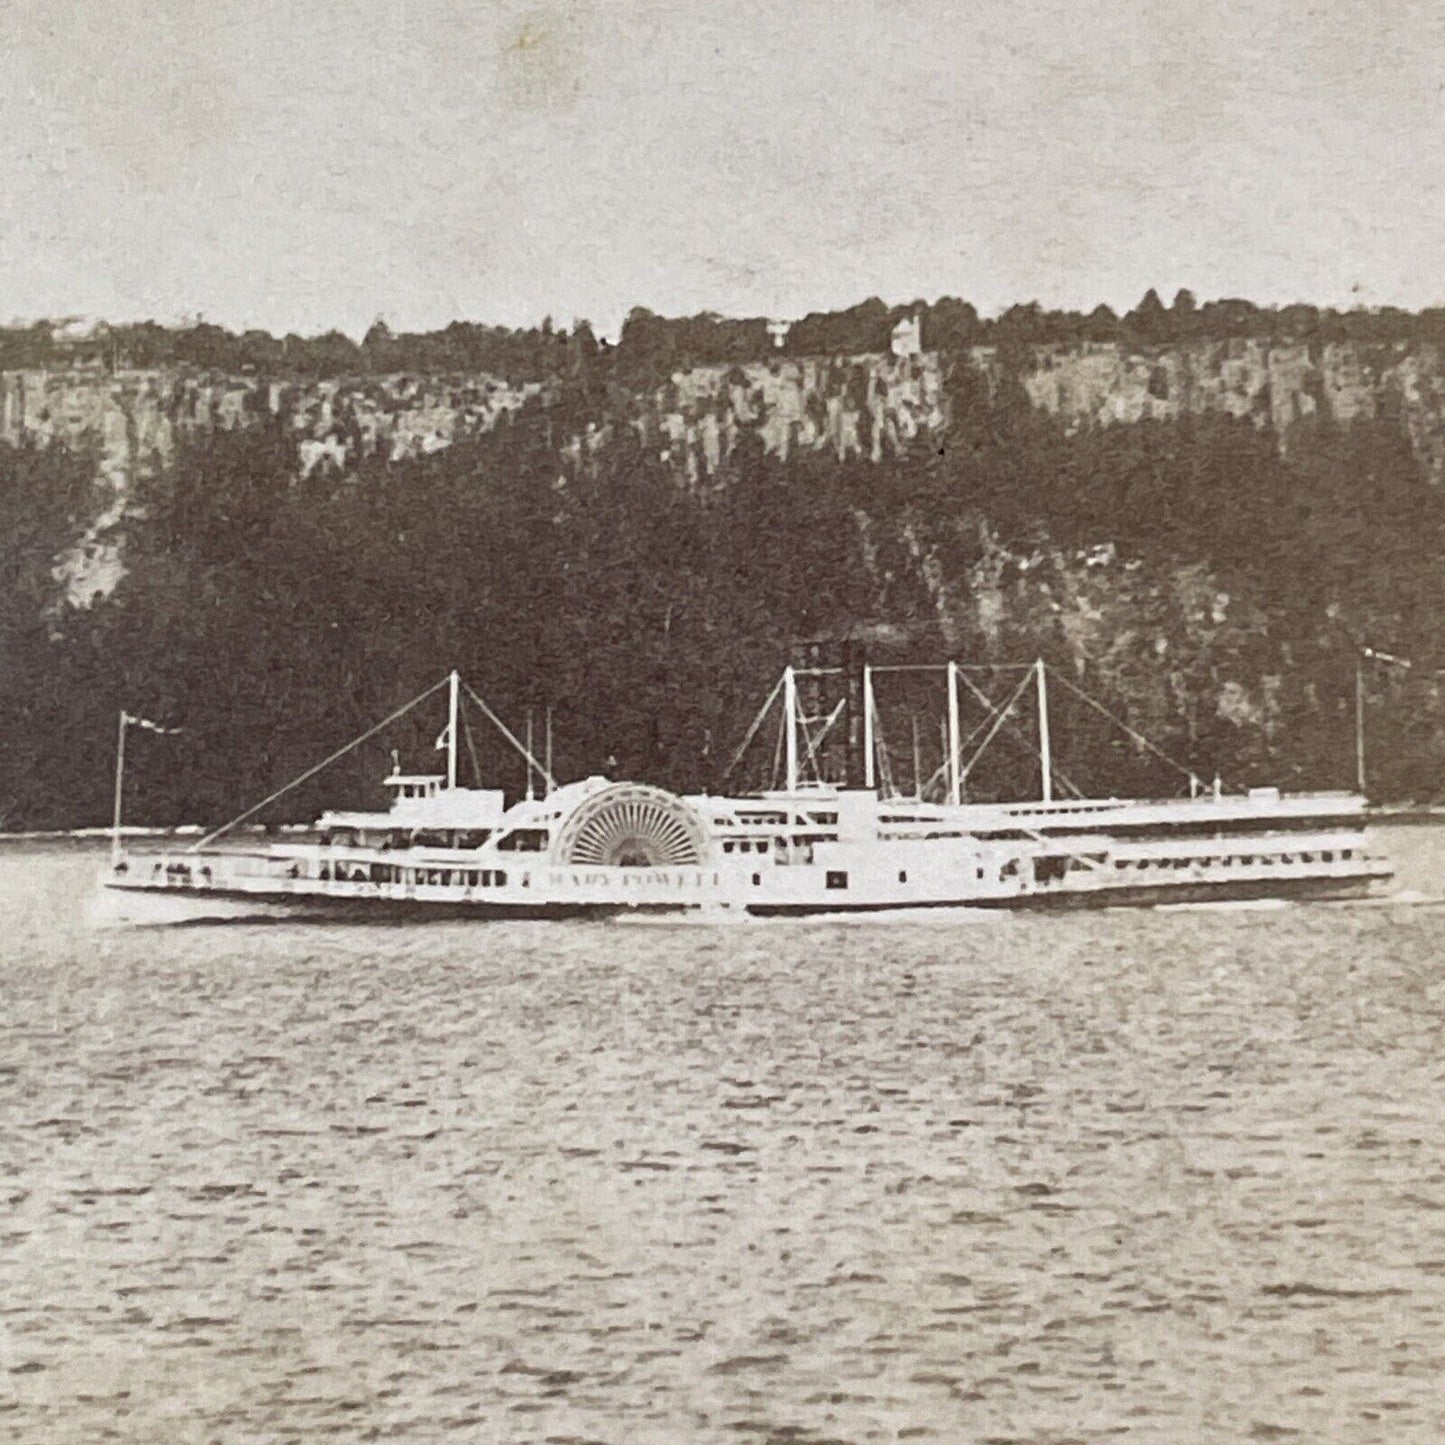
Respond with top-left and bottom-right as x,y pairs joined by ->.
1,826 -> 1443,1443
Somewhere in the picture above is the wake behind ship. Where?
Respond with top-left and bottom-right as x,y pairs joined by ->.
97,663 -> 1393,924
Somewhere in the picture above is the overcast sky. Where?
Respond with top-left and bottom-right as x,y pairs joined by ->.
3,0 -> 1442,337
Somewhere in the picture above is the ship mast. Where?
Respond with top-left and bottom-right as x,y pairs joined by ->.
1355,654 -> 1367,796
946,661 -> 961,806
1353,645 -> 1411,797
525,709 -> 535,801
862,664 -> 875,790
1036,658 -> 1052,803
111,710 -> 127,867
545,706 -> 554,798
446,669 -> 459,791
783,665 -> 799,792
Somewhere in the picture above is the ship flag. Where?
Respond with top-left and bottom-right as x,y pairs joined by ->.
125,714 -> 182,735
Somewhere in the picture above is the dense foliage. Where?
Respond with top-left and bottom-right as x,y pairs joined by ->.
11,290 -> 1445,382
2,337 -> 1444,830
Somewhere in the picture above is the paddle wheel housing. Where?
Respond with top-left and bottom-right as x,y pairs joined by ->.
551,783 -> 712,867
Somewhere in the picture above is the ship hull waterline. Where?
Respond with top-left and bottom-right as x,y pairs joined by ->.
97,870 -> 1386,926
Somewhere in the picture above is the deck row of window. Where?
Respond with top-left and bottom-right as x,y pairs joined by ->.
312,862 -> 509,887
769,849 -> 1357,893
318,828 -> 549,852
1114,849 -> 1353,871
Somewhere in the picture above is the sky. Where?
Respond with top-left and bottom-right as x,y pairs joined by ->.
3,0 -> 1443,338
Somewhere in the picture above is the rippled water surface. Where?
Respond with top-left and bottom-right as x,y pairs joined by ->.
2,827 -> 1445,1443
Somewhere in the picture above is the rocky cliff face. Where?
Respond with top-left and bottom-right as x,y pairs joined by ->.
647,352 -> 947,483
9,335 -> 1445,604
993,338 -> 1445,482
0,368 -> 544,600
1,351 -> 948,600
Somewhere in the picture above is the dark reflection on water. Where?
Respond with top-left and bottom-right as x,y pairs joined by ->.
1,828 -> 1444,1442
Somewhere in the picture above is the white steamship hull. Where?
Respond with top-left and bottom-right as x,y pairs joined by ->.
97,665 -> 1396,926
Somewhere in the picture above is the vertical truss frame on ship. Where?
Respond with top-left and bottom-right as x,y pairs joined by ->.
728,658 -> 1210,805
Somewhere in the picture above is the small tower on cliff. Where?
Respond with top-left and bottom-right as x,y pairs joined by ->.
890,315 -> 922,359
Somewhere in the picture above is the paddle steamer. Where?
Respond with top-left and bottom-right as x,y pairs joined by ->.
98,662 -> 1392,923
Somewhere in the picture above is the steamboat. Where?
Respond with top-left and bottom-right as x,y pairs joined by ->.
97,661 -> 1393,924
